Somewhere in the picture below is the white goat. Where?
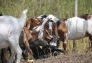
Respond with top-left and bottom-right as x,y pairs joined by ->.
0,9 -> 28,63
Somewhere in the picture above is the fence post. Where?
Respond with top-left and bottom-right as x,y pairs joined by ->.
74,0 -> 78,17
73,0 -> 78,52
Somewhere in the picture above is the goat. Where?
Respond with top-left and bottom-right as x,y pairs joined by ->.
0,12 -> 7,63
0,12 -> 10,63
37,14 -> 59,39
0,9 -> 28,63
20,17 -> 41,59
79,14 -> 91,20
23,18 -> 54,59
22,15 -> 60,60
56,15 -> 92,54
37,15 -> 62,56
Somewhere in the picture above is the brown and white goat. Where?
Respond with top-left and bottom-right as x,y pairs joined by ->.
57,14 -> 92,54
23,18 -> 54,59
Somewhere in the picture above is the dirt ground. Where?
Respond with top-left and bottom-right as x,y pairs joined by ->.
21,53 -> 92,63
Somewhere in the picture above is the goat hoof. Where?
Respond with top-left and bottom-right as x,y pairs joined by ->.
28,59 -> 34,63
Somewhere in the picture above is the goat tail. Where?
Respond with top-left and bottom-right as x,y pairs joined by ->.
23,9 -> 28,14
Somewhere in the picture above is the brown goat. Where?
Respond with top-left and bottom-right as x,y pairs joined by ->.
23,17 -> 53,59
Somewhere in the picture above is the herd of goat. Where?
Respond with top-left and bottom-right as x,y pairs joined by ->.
0,9 -> 92,63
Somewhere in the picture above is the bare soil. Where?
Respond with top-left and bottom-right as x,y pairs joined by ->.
33,53 -> 92,63
21,53 -> 92,63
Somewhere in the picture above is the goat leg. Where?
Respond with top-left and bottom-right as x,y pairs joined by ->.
23,31 -> 34,60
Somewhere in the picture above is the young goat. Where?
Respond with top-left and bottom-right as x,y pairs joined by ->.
0,9 -> 28,63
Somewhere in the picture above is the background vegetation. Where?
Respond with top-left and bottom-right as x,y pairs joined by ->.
0,0 -> 92,54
